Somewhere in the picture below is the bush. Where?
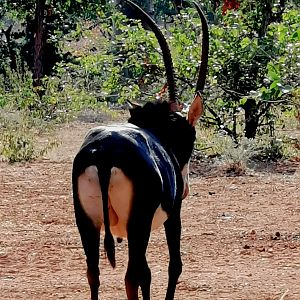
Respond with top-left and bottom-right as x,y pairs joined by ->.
0,112 -> 57,163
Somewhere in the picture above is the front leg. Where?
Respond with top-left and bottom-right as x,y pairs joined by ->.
164,201 -> 183,300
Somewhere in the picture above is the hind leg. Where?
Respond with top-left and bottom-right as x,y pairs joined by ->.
125,223 -> 152,300
74,166 -> 103,299
125,201 -> 155,300
84,225 -> 101,300
74,194 -> 101,300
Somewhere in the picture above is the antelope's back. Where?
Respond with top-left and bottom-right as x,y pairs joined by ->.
73,123 -> 182,214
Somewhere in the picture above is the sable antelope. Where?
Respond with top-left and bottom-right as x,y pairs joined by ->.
72,1 -> 209,299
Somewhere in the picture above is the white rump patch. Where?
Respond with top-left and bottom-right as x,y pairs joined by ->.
78,166 -> 103,229
77,166 -> 168,238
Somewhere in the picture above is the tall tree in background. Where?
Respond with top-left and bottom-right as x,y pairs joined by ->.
33,0 -> 45,89
207,0 -> 299,140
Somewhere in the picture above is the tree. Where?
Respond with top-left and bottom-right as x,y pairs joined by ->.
205,0 -> 299,140
33,0 -> 45,89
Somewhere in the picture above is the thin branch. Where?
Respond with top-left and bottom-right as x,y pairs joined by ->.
279,289 -> 289,300
257,102 -> 272,126
219,86 -> 246,97
205,104 -> 237,140
259,99 -> 288,104
200,119 -> 218,126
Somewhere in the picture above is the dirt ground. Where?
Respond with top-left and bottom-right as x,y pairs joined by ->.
0,121 -> 299,300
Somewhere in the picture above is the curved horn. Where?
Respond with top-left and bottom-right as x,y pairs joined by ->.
193,1 -> 209,93
124,0 -> 177,103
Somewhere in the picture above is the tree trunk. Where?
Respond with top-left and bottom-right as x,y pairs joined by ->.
258,1 -> 272,38
244,99 -> 259,139
33,0 -> 45,89
4,25 -> 17,71
243,0 -> 273,139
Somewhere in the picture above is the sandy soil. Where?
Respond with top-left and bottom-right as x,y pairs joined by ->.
0,122 -> 299,300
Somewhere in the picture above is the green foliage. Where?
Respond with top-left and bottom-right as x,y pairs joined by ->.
204,1 -> 300,140
0,129 -> 35,163
0,67 -> 39,111
56,10 -> 168,104
0,112 -> 57,163
196,128 -> 299,169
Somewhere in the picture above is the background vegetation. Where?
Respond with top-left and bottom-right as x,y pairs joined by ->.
0,0 -> 299,164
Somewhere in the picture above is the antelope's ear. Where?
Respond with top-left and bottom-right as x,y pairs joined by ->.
188,92 -> 203,127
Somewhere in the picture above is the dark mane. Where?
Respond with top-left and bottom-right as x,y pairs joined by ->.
128,101 -> 196,168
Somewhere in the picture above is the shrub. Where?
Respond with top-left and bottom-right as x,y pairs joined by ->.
0,112 -> 57,163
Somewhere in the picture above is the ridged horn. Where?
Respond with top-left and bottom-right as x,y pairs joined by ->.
124,0 -> 177,103
193,1 -> 209,93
